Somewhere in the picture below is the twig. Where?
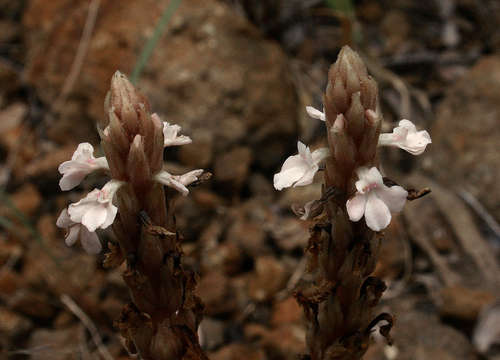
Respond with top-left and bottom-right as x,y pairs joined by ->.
53,0 -> 101,111
404,204 -> 460,286
408,174 -> 500,288
60,294 -> 114,360
79,324 -> 93,360
458,188 -> 500,240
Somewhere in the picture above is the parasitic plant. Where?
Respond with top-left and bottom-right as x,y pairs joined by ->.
274,46 -> 431,360
57,72 -> 209,360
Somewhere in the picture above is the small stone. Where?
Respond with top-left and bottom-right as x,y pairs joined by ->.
9,183 -> 41,216
248,256 -> 287,302
197,271 -> 231,315
439,286 -> 495,322
244,323 -> 268,340
202,241 -> 244,276
210,343 -> 266,360
226,220 -> 267,257
260,325 -> 306,357
53,310 -> 74,329
214,147 -> 252,184
28,326 -> 81,360
271,297 -> 302,326
9,290 -> 56,320
199,317 -> 225,350
178,130 -> 213,168
0,269 -> 22,297
0,102 -> 26,135
0,307 -> 32,338
269,217 -> 309,252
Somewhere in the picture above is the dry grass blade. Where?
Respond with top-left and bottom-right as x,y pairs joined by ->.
53,0 -> 101,112
408,174 -> 500,289
60,294 -> 114,360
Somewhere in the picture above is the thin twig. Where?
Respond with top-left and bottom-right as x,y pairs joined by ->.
458,188 -> 500,240
60,294 -> 114,360
53,0 -> 101,111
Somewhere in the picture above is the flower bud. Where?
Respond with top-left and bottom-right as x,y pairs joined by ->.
109,71 -> 150,136
331,115 -> 356,176
127,135 -> 151,190
107,108 -> 130,154
325,46 -> 377,119
346,92 -> 365,141
358,109 -> 381,164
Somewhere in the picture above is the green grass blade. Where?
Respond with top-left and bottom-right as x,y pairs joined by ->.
130,0 -> 183,84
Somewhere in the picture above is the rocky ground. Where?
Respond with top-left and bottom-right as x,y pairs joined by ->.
0,0 -> 499,359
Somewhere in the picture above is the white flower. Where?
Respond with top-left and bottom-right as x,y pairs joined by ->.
378,119 -> 431,155
273,141 -> 329,191
58,143 -> 109,191
346,167 -> 408,231
67,180 -> 123,232
306,106 -> 325,121
56,209 -> 102,254
154,169 -> 204,196
153,114 -> 192,147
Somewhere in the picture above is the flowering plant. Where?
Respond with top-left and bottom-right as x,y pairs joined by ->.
274,46 -> 431,359
56,72 -> 208,359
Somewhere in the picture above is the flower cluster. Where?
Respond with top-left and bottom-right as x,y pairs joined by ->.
274,106 -> 431,231
57,116 -> 202,254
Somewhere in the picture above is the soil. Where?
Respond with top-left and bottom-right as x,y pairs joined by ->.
0,0 -> 499,359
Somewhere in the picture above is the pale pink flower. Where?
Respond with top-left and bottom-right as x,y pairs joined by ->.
68,180 -> 123,232
58,143 -> 109,191
378,119 -> 431,155
56,209 -> 102,254
273,141 -> 329,191
152,114 -> 192,147
154,169 -> 204,196
346,167 -> 408,231
306,106 -> 326,121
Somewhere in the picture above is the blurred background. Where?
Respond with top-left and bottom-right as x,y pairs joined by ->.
0,0 -> 499,359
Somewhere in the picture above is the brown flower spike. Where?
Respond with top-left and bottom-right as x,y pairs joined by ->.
275,46 -> 431,359
57,72 -> 209,359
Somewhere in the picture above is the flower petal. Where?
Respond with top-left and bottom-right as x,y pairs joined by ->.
293,165 -> 318,187
346,193 -> 367,222
100,204 -> 118,229
65,225 -> 80,247
56,208 -> 74,228
311,147 -> 329,164
71,143 -> 95,162
175,169 -> 204,186
59,171 -> 87,191
297,141 -> 314,166
81,204 -> 107,232
398,119 -> 417,132
274,166 -> 306,190
80,227 -> 102,254
154,170 -> 190,195
306,106 -> 325,121
364,192 -> 391,231
354,167 -> 382,194
68,190 -> 100,223
163,121 -> 192,147
376,185 -> 408,213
